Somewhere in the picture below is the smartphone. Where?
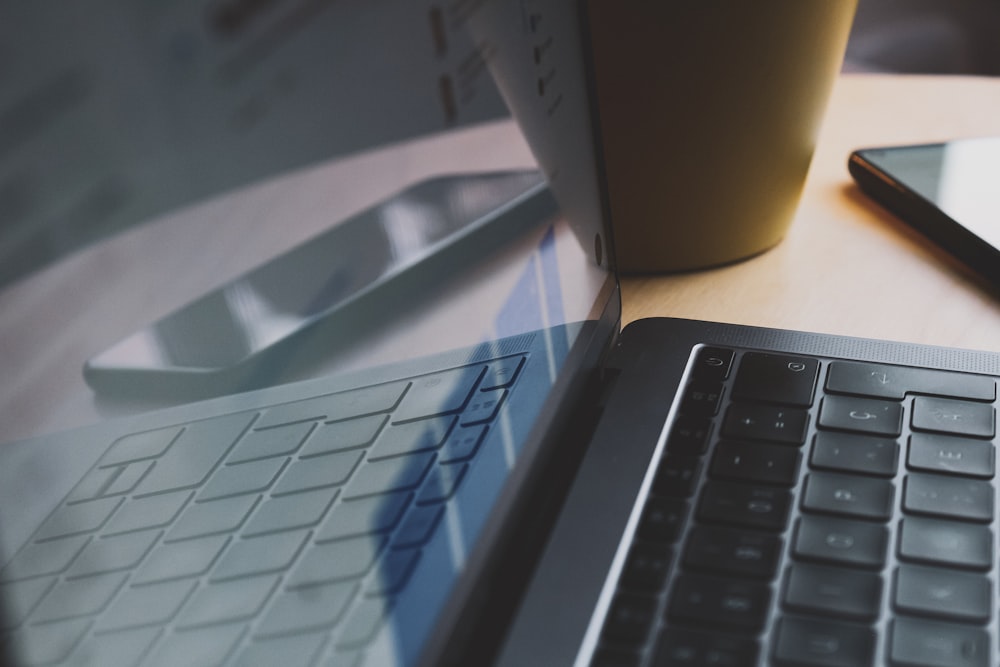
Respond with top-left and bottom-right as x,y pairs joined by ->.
848,137 -> 1000,287
84,170 -> 556,399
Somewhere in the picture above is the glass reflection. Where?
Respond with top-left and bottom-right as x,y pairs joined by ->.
0,0 -> 614,665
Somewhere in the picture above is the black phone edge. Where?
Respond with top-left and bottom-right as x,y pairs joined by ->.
847,148 -> 1000,289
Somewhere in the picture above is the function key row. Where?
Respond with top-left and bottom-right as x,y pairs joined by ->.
690,350 -> 997,413
826,361 -> 996,402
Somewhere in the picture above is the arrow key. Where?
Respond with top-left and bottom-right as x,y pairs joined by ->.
818,396 -> 903,437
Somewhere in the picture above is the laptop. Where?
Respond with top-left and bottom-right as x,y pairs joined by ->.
2,2 -> 999,667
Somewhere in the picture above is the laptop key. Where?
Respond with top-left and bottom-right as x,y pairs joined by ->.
697,481 -> 791,531
653,628 -> 758,667
342,452 -> 435,500
101,489 -> 191,536
228,420 -> 315,464
0,578 -> 55,629
818,396 -> 903,436
180,574 -> 280,628
416,462 -> 468,505
460,388 -> 507,425
66,530 -> 160,578
95,579 -> 198,632
480,356 -> 525,390
903,473 -> 993,522
667,574 -> 770,632
255,580 -> 356,638
270,450 -> 362,496
590,646 -> 641,667
0,535 -> 90,582
368,416 -> 455,460
99,425 -> 182,467
134,412 -> 253,494
287,536 -> 385,587
391,366 -> 485,423
210,530 -> 309,581
731,353 -> 819,407
241,486 -> 339,537
772,616 -> 875,667
393,505 -> 445,549
638,496 -> 687,543
710,441 -> 801,486
893,565 -> 991,623
254,381 -> 407,429
438,424 -> 488,463
35,496 -> 123,541
680,382 -> 724,417
912,396 -> 995,439
102,460 -> 154,497
2,617 -> 92,666
889,617 -> 989,667
653,456 -> 702,497
692,347 -> 735,382
365,548 -> 421,596
907,433 -> 995,478
31,571 -> 126,622
166,494 -> 259,542
315,491 -> 410,542
68,465 -> 123,503
721,404 -> 809,445
666,417 -> 712,456
620,542 -> 672,592
602,592 -> 658,646
801,472 -> 894,521
782,563 -> 882,621
898,517 -> 992,571
810,431 -> 899,478
132,534 -> 230,584
682,525 -> 781,579
73,626 -> 162,667
336,596 -> 392,649
298,415 -> 387,459
200,457 -> 288,500
826,361 -> 996,402
792,515 -> 888,569
145,623 -> 245,667
236,631 -> 329,667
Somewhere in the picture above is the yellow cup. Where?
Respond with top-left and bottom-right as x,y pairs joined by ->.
588,0 -> 858,272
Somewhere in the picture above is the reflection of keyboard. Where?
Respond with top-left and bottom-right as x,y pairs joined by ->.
594,348 -> 998,667
1,354 -> 526,666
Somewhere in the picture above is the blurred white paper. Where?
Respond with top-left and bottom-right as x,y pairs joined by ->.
0,0 -> 509,275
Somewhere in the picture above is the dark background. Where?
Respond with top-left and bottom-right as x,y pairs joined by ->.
845,0 -> 1000,75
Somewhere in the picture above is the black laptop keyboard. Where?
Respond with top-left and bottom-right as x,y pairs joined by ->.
593,347 -> 998,667
0,355 -> 525,666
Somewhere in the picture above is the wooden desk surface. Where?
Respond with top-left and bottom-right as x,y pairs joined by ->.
621,74 -> 1000,352
2,73 -> 999,443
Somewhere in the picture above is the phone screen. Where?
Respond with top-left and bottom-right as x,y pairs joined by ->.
858,138 -> 1000,250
